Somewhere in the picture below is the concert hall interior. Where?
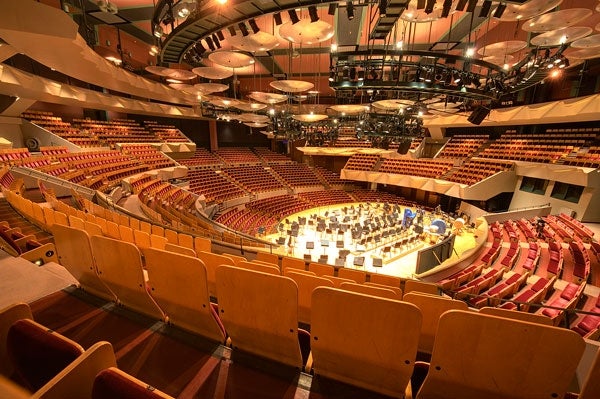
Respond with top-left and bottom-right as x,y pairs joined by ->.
2,0 -> 600,398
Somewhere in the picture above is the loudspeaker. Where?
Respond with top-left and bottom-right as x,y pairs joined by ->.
397,139 -> 412,154
467,106 -> 490,125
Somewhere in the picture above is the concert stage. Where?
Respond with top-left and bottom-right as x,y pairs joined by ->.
262,202 -> 481,279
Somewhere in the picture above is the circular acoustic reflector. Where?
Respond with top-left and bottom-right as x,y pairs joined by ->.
191,67 -> 233,79
270,80 -> 315,93
209,98 -> 240,108
145,66 -> 177,77
372,99 -> 414,110
522,8 -> 592,33
497,0 -> 563,22
400,3 -> 445,23
571,33 -> 600,48
194,83 -> 229,93
244,122 -> 270,128
208,50 -> 255,68
167,69 -> 197,80
248,91 -> 288,104
237,113 -> 270,123
168,83 -> 193,90
234,101 -> 268,111
568,47 -> 600,60
429,108 -> 460,115
292,114 -> 328,122
530,27 -> 592,47
477,40 -> 527,56
227,31 -> 280,52
482,54 -> 515,65
329,104 -> 369,114
278,19 -> 335,44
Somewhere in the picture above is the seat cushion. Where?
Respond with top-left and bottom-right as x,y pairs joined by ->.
7,319 -> 83,391
92,368 -> 166,399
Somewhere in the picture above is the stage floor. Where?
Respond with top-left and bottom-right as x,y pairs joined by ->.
262,202 -> 479,279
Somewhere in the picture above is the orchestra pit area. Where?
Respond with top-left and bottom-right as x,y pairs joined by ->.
0,107 -> 598,399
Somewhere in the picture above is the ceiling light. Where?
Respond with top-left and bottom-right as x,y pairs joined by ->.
249,19 -> 260,34
289,9 -> 300,24
153,25 -> 163,38
455,0 -> 468,11
441,0 -> 452,18
212,33 -> 221,49
309,5 -> 319,22
331,43 -> 338,52
466,0 -> 477,13
425,0 -> 435,14
273,12 -> 283,26
228,26 -> 236,36
205,36 -> 215,51
216,30 -> 225,41
465,47 -> 475,57
416,0 -> 425,9
346,2 -> 354,20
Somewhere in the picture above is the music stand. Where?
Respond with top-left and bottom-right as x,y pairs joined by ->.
321,239 -> 329,254
306,241 -> 314,255
354,256 -> 365,267
276,237 -> 286,245
335,258 -> 345,267
336,240 -> 345,249
372,257 -> 383,272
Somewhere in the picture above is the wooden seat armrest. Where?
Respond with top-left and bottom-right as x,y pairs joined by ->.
20,243 -> 58,265
32,341 -> 116,399
0,303 -> 33,376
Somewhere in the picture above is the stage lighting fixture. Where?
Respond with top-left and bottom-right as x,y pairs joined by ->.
273,12 -> 283,25
441,0 -> 452,17
346,1 -> 354,20
308,5 -> 319,22
417,0 -> 425,9
328,3 -> 336,15
425,0 -> 435,14
378,0 -> 387,17
228,26 -> 236,36
238,22 -> 249,36
289,9 -> 300,24
479,1 -> 492,17
248,19 -> 260,33
216,30 -> 225,41
466,0 -> 477,13
205,36 -> 215,51
493,2 -> 507,18
455,0 -> 468,11
212,33 -> 221,49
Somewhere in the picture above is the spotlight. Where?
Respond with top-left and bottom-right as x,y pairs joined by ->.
425,0 -> 435,14
308,5 -> 319,22
329,70 -> 335,82
441,0 -> 452,18
273,12 -> 283,26
378,0 -> 387,17
466,0 -> 477,13
455,0 -> 468,11
205,36 -> 215,51
493,3 -> 507,18
346,1 -> 354,20
216,30 -> 225,41
249,19 -> 260,34
212,33 -> 221,49
238,22 -> 249,36
288,9 -> 300,24
357,70 -> 365,80
153,25 -> 163,38
479,1 -> 492,17
328,3 -> 336,15
228,26 -> 236,36
349,67 -> 357,80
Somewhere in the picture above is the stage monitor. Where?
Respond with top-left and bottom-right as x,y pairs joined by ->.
415,234 -> 456,274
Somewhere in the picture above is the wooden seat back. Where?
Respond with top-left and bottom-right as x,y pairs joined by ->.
339,282 -> 402,300
255,252 -> 279,265
479,306 -> 553,325
215,265 -> 303,368
142,248 -> 225,343
284,270 -> 334,325
403,292 -> 468,354
337,268 -> 367,283
52,224 -> 116,302
89,236 -> 165,321
282,256 -> 305,271
416,310 -> 586,399
196,251 -> 235,297
308,262 -> 334,276
369,273 -> 402,289
404,279 -> 439,295
311,287 -> 421,397
237,261 -> 280,275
